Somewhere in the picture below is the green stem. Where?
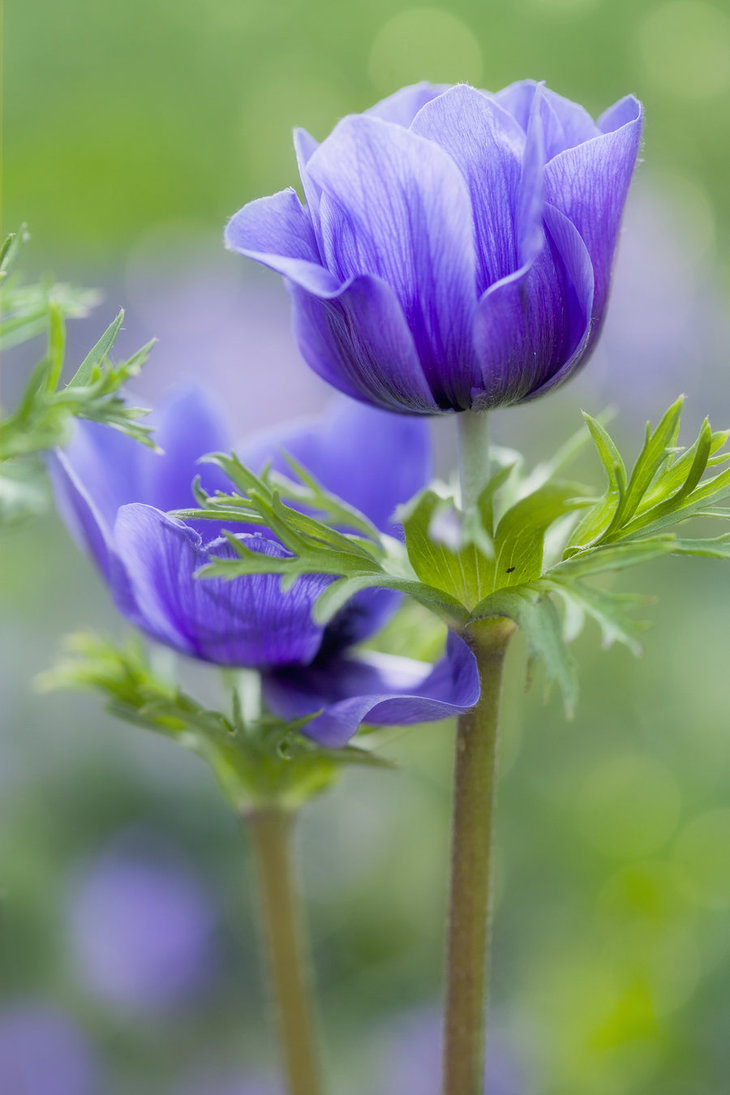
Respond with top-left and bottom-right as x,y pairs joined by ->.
457,410 -> 490,513
442,619 -> 512,1095
247,808 -> 324,1095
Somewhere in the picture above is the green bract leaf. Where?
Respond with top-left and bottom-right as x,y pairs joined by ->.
184,395 -> 730,725
554,537 -> 679,578
0,225 -> 30,280
67,309 -> 125,388
186,455 -> 472,629
538,577 -> 651,656
492,481 -> 589,588
566,399 -> 730,555
400,489 -> 493,607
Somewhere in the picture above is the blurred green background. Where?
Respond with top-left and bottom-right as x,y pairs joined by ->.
2,1 -> 730,1093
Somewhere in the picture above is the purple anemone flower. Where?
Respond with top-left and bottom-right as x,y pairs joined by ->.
226,80 -> 643,414
50,391 -> 479,745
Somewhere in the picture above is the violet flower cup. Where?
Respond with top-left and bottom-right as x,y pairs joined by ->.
226,80 -> 642,414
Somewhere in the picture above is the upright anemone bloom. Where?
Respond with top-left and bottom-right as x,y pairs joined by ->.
50,392 -> 479,745
226,81 -> 643,414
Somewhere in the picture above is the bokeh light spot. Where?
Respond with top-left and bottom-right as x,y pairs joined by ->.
369,8 -> 483,94
637,1 -> 730,99
674,808 -> 730,909
577,755 -> 682,859
596,860 -> 691,928
524,0 -> 599,13
646,926 -> 701,1014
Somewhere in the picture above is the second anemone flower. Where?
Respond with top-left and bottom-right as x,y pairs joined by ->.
50,391 -> 479,746
226,80 -> 643,414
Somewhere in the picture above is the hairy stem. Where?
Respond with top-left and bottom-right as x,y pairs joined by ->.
442,619 -> 512,1095
457,410 -> 490,513
247,808 -> 324,1095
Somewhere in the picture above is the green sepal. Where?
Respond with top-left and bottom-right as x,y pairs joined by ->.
38,631 -> 388,813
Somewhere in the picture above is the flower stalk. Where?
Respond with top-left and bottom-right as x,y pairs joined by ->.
442,618 -> 512,1095
444,410 -> 511,1095
247,808 -> 324,1095
457,409 -> 490,514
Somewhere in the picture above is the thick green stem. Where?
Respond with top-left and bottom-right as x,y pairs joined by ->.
442,619 -> 512,1095
247,808 -> 324,1095
442,406 -> 506,1095
457,410 -> 490,513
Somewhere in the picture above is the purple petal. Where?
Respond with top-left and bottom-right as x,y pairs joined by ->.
143,387 -> 232,516
469,87 -> 573,406
111,505 -> 329,667
515,85 -> 548,266
366,82 -> 450,126
49,422 -> 144,579
319,585 -> 402,652
241,399 -> 431,654
494,79 -> 600,158
224,189 -> 338,294
262,631 -> 480,747
293,127 -> 323,234
51,391 -> 237,569
240,397 -> 431,535
289,275 -> 439,413
410,85 -> 526,297
545,95 -> 643,325
598,94 -> 642,134
307,115 -> 478,407
472,200 -> 594,406
521,202 -> 596,398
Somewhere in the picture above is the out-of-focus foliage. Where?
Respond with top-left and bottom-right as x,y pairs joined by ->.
0,230 -> 155,522
5,0 -> 730,266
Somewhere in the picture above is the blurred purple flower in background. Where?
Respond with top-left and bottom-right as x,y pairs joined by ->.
68,832 -> 217,1014
0,1004 -> 100,1095
583,174 -> 730,418
382,1009 -> 523,1095
227,80 -> 642,415
51,393 -> 479,745
120,228 -> 328,434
